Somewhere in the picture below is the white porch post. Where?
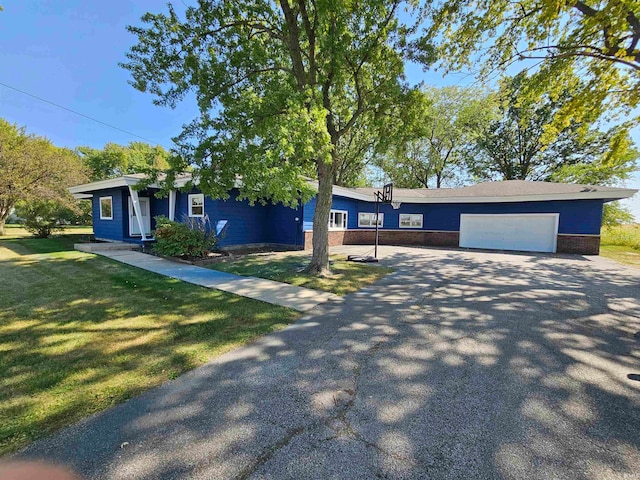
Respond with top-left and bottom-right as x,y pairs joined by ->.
168,190 -> 176,221
128,186 -> 147,241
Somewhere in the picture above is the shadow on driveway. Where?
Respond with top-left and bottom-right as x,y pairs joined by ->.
17,246 -> 640,479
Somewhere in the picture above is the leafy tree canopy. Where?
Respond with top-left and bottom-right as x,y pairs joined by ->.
78,141 -> 170,181
601,200 -> 635,226
378,85 -> 496,188
550,125 -> 639,185
123,0 -> 424,273
426,0 -> 640,128
0,119 -> 86,235
468,73 -> 638,184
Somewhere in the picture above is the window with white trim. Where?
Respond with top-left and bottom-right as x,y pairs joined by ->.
188,194 -> 205,217
358,212 -> 384,227
399,213 -> 423,228
99,196 -> 113,220
329,210 -> 348,230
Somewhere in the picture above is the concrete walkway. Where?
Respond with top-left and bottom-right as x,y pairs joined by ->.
88,249 -> 340,312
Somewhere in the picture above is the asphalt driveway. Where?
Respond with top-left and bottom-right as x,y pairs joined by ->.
16,246 -> 640,479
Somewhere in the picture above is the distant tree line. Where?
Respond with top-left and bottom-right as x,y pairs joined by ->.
0,118 -> 170,237
369,74 -> 638,224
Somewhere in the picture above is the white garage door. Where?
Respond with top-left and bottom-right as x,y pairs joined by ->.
459,214 -> 559,253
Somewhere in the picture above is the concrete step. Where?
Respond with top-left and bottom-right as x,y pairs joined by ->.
75,242 -> 140,253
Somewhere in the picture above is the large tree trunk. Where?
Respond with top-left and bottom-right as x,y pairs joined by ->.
0,202 -> 12,236
0,207 -> 9,236
307,159 -> 334,276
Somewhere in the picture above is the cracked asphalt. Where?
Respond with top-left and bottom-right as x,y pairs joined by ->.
15,246 -> 640,479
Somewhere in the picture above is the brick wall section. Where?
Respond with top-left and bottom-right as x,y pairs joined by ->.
304,230 -> 459,250
303,231 -> 346,249
305,230 -> 600,255
556,235 -> 600,255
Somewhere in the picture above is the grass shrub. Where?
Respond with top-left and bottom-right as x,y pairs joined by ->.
601,224 -> 640,250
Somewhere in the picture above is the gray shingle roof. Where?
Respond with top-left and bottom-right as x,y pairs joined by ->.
349,180 -> 634,201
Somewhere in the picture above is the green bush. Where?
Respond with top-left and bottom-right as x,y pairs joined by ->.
59,199 -> 93,225
152,215 -> 219,258
15,200 -> 74,238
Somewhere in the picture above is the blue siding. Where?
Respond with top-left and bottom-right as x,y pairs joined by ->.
302,197 -> 315,231
150,190 -> 169,224
267,202 -> 302,246
90,185 -> 605,245
92,188 -> 126,241
304,196 -> 604,235
354,199 -> 603,235
175,188 -> 272,247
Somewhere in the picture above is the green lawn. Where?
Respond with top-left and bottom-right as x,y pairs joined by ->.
2,224 -> 93,239
209,252 -> 393,296
600,224 -> 640,268
0,230 -> 299,455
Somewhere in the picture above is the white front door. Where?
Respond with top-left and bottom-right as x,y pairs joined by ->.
129,197 -> 151,237
459,213 -> 559,253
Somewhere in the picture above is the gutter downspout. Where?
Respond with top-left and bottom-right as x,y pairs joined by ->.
168,190 -> 176,221
128,185 -> 147,242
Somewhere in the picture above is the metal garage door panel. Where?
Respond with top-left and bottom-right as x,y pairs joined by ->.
459,214 -> 559,253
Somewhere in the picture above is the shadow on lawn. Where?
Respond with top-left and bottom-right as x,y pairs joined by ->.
15,248 -> 640,478
0,243 -> 295,455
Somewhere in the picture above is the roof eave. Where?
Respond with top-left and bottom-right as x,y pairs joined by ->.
67,175 -> 163,195
391,189 -> 638,204
329,188 -> 637,203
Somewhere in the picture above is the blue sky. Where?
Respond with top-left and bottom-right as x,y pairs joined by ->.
0,0 -> 638,217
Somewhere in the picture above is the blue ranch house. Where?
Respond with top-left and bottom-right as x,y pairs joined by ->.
69,175 -> 636,255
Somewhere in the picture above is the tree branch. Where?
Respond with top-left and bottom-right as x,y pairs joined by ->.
515,44 -> 640,71
297,0 -> 316,83
216,66 -> 293,95
204,20 -> 285,42
279,0 -> 308,90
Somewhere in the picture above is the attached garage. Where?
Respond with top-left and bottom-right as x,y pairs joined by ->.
459,213 -> 559,253
310,180 -> 637,255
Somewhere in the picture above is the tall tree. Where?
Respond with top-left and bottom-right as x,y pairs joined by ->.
551,126 -> 639,225
78,142 -> 170,181
378,86 -> 494,188
426,0 -> 640,128
123,0 -> 422,274
468,73 -> 638,183
0,119 -> 86,235
550,125 -> 639,186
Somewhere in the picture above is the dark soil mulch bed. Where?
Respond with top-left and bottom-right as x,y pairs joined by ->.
145,245 -> 302,267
